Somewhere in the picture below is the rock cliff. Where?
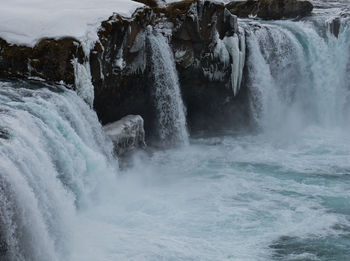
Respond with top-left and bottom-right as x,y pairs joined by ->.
0,0 -> 314,139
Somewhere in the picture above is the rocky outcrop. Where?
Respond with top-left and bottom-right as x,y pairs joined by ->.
91,0 -> 250,134
0,128 -> 9,140
226,0 -> 313,19
0,0 -> 260,139
170,1 -> 249,132
327,12 -> 350,37
104,115 -> 146,155
89,7 -> 155,135
0,38 -> 85,84
328,17 -> 342,37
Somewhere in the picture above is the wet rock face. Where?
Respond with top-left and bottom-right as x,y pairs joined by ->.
226,0 -> 260,18
90,9 -> 156,136
103,115 -> 146,156
92,0 -> 251,134
329,17 -> 341,37
0,240 -> 7,259
0,128 -> 9,140
327,13 -> 350,38
258,0 -> 313,19
226,0 -> 313,19
0,38 -> 85,84
178,65 -> 252,132
171,1 -> 250,131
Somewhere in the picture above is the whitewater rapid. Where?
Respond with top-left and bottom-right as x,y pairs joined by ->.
69,126 -> 350,261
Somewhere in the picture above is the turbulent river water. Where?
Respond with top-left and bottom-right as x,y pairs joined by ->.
0,1 -> 350,261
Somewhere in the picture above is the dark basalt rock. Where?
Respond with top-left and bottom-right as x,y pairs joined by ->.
171,1 -> 250,132
0,128 -> 9,140
0,38 -> 85,84
0,240 -> 7,259
327,12 -> 350,37
226,0 -> 259,18
329,17 -> 341,37
226,0 -> 313,19
90,0 -> 251,135
90,8 -> 156,137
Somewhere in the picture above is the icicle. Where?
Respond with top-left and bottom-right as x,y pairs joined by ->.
214,29 -> 246,96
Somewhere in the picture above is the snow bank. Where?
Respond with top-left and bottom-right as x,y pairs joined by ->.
0,0 -> 144,52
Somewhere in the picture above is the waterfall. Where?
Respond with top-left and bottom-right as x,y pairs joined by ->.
73,58 -> 95,107
0,80 -> 118,261
147,28 -> 189,146
244,19 -> 350,131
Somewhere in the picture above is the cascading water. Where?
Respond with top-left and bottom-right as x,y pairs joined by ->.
147,28 -> 189,146
73,59 -> 95,107
244,17 -> 350,131
0,80 -> 118,261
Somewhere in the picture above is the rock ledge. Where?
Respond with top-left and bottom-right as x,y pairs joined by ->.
103,115 -> 146,155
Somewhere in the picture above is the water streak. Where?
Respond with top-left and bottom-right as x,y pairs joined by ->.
147,28 -> 189,146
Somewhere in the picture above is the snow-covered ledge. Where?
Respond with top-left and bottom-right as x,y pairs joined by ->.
0,0 -> 144,54
103,115 -> 146,155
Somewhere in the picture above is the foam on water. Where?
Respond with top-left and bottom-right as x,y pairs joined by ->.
71,127 -> 350,261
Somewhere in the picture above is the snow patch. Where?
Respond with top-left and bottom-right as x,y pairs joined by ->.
0,0 -> 144,53
114,48 -> 126,71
